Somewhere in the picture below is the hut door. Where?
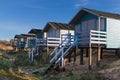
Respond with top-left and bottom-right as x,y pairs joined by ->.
75,24 -> 81,34
82,21 -> 88,32
87,19 -> 96,30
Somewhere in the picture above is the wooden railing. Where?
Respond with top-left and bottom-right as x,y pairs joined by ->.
90,30 -> 107,45
77,30 -> 107,46
36,34 -> 74,47
61,34 -> 74,46
36,38 -> 47,46
50,34 -> 72,56
47,37 -> 60,46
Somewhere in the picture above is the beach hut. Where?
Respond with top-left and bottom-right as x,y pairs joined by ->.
43,22 -> 74,47
69,8 -> 120,69
14,34 -> 35,51
20,34 -> 36,51
45,22 -> 76,73
14,35 -> 21,51
28,29 -> 46,53
28,29 -> 46,47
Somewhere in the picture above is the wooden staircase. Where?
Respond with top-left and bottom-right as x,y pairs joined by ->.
28,48 -> 37,62
45,33 -> 76,74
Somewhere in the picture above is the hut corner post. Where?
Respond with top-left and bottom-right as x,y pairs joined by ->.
96,16 -> 101,67
89,47 -> 92,70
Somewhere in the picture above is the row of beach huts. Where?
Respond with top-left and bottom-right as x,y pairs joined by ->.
10,8 -> 120,72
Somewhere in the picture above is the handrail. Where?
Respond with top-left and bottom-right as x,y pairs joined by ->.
51,39 -> 77,64
50,38 -> 73,63
50,33 -> 74,63
90,30 -> 107,34
50,33 -> 71,56
55,44 -> 74,64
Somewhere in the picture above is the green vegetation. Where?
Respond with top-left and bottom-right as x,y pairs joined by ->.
0,50 -> 39,80
0,49 -> 119,80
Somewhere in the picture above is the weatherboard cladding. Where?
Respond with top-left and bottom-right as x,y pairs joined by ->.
107,18 -> 120,48
47,26 -> 60,37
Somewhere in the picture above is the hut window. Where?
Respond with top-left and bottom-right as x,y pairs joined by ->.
21,38 -> 24,42
100,18 -> 105,31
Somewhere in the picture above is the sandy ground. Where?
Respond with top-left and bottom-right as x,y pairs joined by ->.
63,50 -> 120,80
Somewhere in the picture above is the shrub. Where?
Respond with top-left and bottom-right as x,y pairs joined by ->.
13,52 -> 29,67
0,59 -> 11,70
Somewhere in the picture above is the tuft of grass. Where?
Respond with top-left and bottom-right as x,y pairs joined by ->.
100,64 -> 110,70
0,59 -> 11,70
66,71 -> 73,77
0,68 -> 39,80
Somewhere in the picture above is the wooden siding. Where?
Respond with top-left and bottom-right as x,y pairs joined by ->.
47,27 -> 60,38
74,13 -> 98,36
74,12 -> 107,46
36,33 -> 43,39
74,13 -> 98,43
107,18 -> 120,48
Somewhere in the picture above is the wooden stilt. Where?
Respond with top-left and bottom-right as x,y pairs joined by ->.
97,47 -> 101,66
100,48 -> 103,59
47,47 -> 49,54
74,47 -> 76,62
115,49 -> 118,56
68,53 -> 71,62
86,48 -> 88,57
61,48 -> 65,71
80,48 -> 84,65
89,47 -> 92,70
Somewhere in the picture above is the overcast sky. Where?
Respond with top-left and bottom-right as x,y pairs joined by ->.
0,0 -> 120,40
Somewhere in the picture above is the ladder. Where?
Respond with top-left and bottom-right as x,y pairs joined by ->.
45,33 -> 76,74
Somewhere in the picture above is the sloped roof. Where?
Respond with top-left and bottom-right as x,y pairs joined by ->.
70,8 -> 120,24
21,34 -> 35,37
14,35 -> 20,38
43,22 -> 73,32
28,29 -> 43,34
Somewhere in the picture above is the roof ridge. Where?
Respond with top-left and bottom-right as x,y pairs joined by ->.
49,22 -> 68,25
70,7 -> 120,24
83,8 -> 120,16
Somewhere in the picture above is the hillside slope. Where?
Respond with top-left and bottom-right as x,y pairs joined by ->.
0,40 -> 13,51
